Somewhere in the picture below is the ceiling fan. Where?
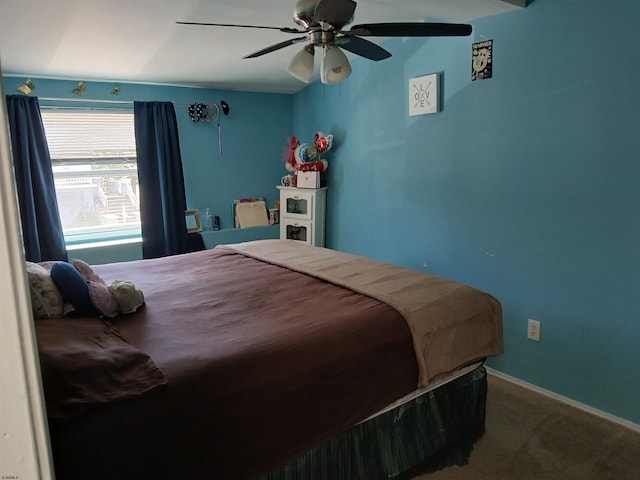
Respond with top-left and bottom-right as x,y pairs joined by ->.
177,0 -> 472,85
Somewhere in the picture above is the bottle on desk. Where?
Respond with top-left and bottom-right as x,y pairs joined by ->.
203,208 -> 213,231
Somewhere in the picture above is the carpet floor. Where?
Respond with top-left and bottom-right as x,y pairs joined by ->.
414,372 -> 640,480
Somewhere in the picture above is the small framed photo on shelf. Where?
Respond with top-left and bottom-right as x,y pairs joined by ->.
185,210 -> 202,233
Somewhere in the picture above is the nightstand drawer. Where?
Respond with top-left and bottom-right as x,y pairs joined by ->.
281,220 -> 313,245
282,189 -> 314,220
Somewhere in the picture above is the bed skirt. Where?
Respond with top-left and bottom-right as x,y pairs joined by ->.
260,365 -> 487,480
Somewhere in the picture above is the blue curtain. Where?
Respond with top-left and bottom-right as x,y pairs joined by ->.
6,95 -> 68,262
134,101 -> 188,259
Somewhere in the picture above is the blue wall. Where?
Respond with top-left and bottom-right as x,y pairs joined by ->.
2,76 -> 292,263
293,0 -> 640,424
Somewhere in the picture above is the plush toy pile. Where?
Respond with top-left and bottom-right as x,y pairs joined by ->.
26,259 -> 144,320
283,132 -> 333,173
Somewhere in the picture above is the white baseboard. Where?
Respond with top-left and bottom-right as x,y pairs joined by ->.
485,367 -> 640,434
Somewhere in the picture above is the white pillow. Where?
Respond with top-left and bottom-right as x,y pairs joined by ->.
25,262 -> 64,319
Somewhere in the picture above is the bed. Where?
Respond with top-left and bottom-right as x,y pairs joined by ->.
34,239 -> 503,480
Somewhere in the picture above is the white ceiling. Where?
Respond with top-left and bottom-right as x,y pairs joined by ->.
0,0 -> 522,95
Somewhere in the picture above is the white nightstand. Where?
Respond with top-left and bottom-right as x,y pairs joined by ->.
277,186 -> 327,247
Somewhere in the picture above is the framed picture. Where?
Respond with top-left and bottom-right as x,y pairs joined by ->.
185,210 -> 202,233
408,73 -> 440,116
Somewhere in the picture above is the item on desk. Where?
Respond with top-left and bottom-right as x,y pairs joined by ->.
203,208 -> 213,231
233,197 -> 266,228
235,200 -> 269,228
268,208 -> 279,225
213,216 -> 221,231
185,210 -> 203,233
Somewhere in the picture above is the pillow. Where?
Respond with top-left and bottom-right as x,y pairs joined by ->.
35,318 -> 168,423
88,281 -> 120,318
108,280 -> 145,314
25,262 -> 64,319
50,262 -> 100,317
71,259 -> 119,318
37,261 -> 58,272
72,259 -> 106,285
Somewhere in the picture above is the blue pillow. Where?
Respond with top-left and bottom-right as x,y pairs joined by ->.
50,262 -> 99,317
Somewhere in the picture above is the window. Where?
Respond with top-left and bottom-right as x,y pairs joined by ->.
40,110 -> 140,246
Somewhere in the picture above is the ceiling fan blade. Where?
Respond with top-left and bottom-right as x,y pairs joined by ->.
349,22 -> 472,37
337,36 -> 391,61
243,36 -> 308,59
314,0 -> 357,29
176,21 -> 304,34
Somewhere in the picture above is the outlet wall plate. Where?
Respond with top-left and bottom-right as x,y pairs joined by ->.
409,73 -> 440,116
527,318 -> 541,342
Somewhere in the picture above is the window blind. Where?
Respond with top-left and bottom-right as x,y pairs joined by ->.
41,111 -> 136,161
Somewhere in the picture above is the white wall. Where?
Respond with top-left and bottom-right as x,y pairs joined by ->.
0,62 -> 54,479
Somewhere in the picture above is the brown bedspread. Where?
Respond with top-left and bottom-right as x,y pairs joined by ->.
36,317 -> 167,422
222,240 -> 503,386
47,246 -> 421,480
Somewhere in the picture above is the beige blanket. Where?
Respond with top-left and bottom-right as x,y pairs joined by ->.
220,239 -> 503,386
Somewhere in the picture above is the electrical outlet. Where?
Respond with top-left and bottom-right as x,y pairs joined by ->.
527,318 -> 541,341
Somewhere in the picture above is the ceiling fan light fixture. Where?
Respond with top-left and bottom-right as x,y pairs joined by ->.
178,1 -> 474,86
287,44 -> 315,83
321,44 -> 351,85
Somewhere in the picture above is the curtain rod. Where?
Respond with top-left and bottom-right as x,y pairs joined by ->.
37,97 -> 203,106
38,97 -> 133,104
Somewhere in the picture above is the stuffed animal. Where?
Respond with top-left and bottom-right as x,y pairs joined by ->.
283,131 -> 333,173
314,132 -> 333,154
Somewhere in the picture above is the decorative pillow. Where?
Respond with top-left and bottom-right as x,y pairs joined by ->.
50,262 -> 99,317
25,262 -> 64,319
108,280 -> 145,314
71,259 -> 119,318
88,281 -> 120,318
37,261 -> 58,273
72,259 -> 106,285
